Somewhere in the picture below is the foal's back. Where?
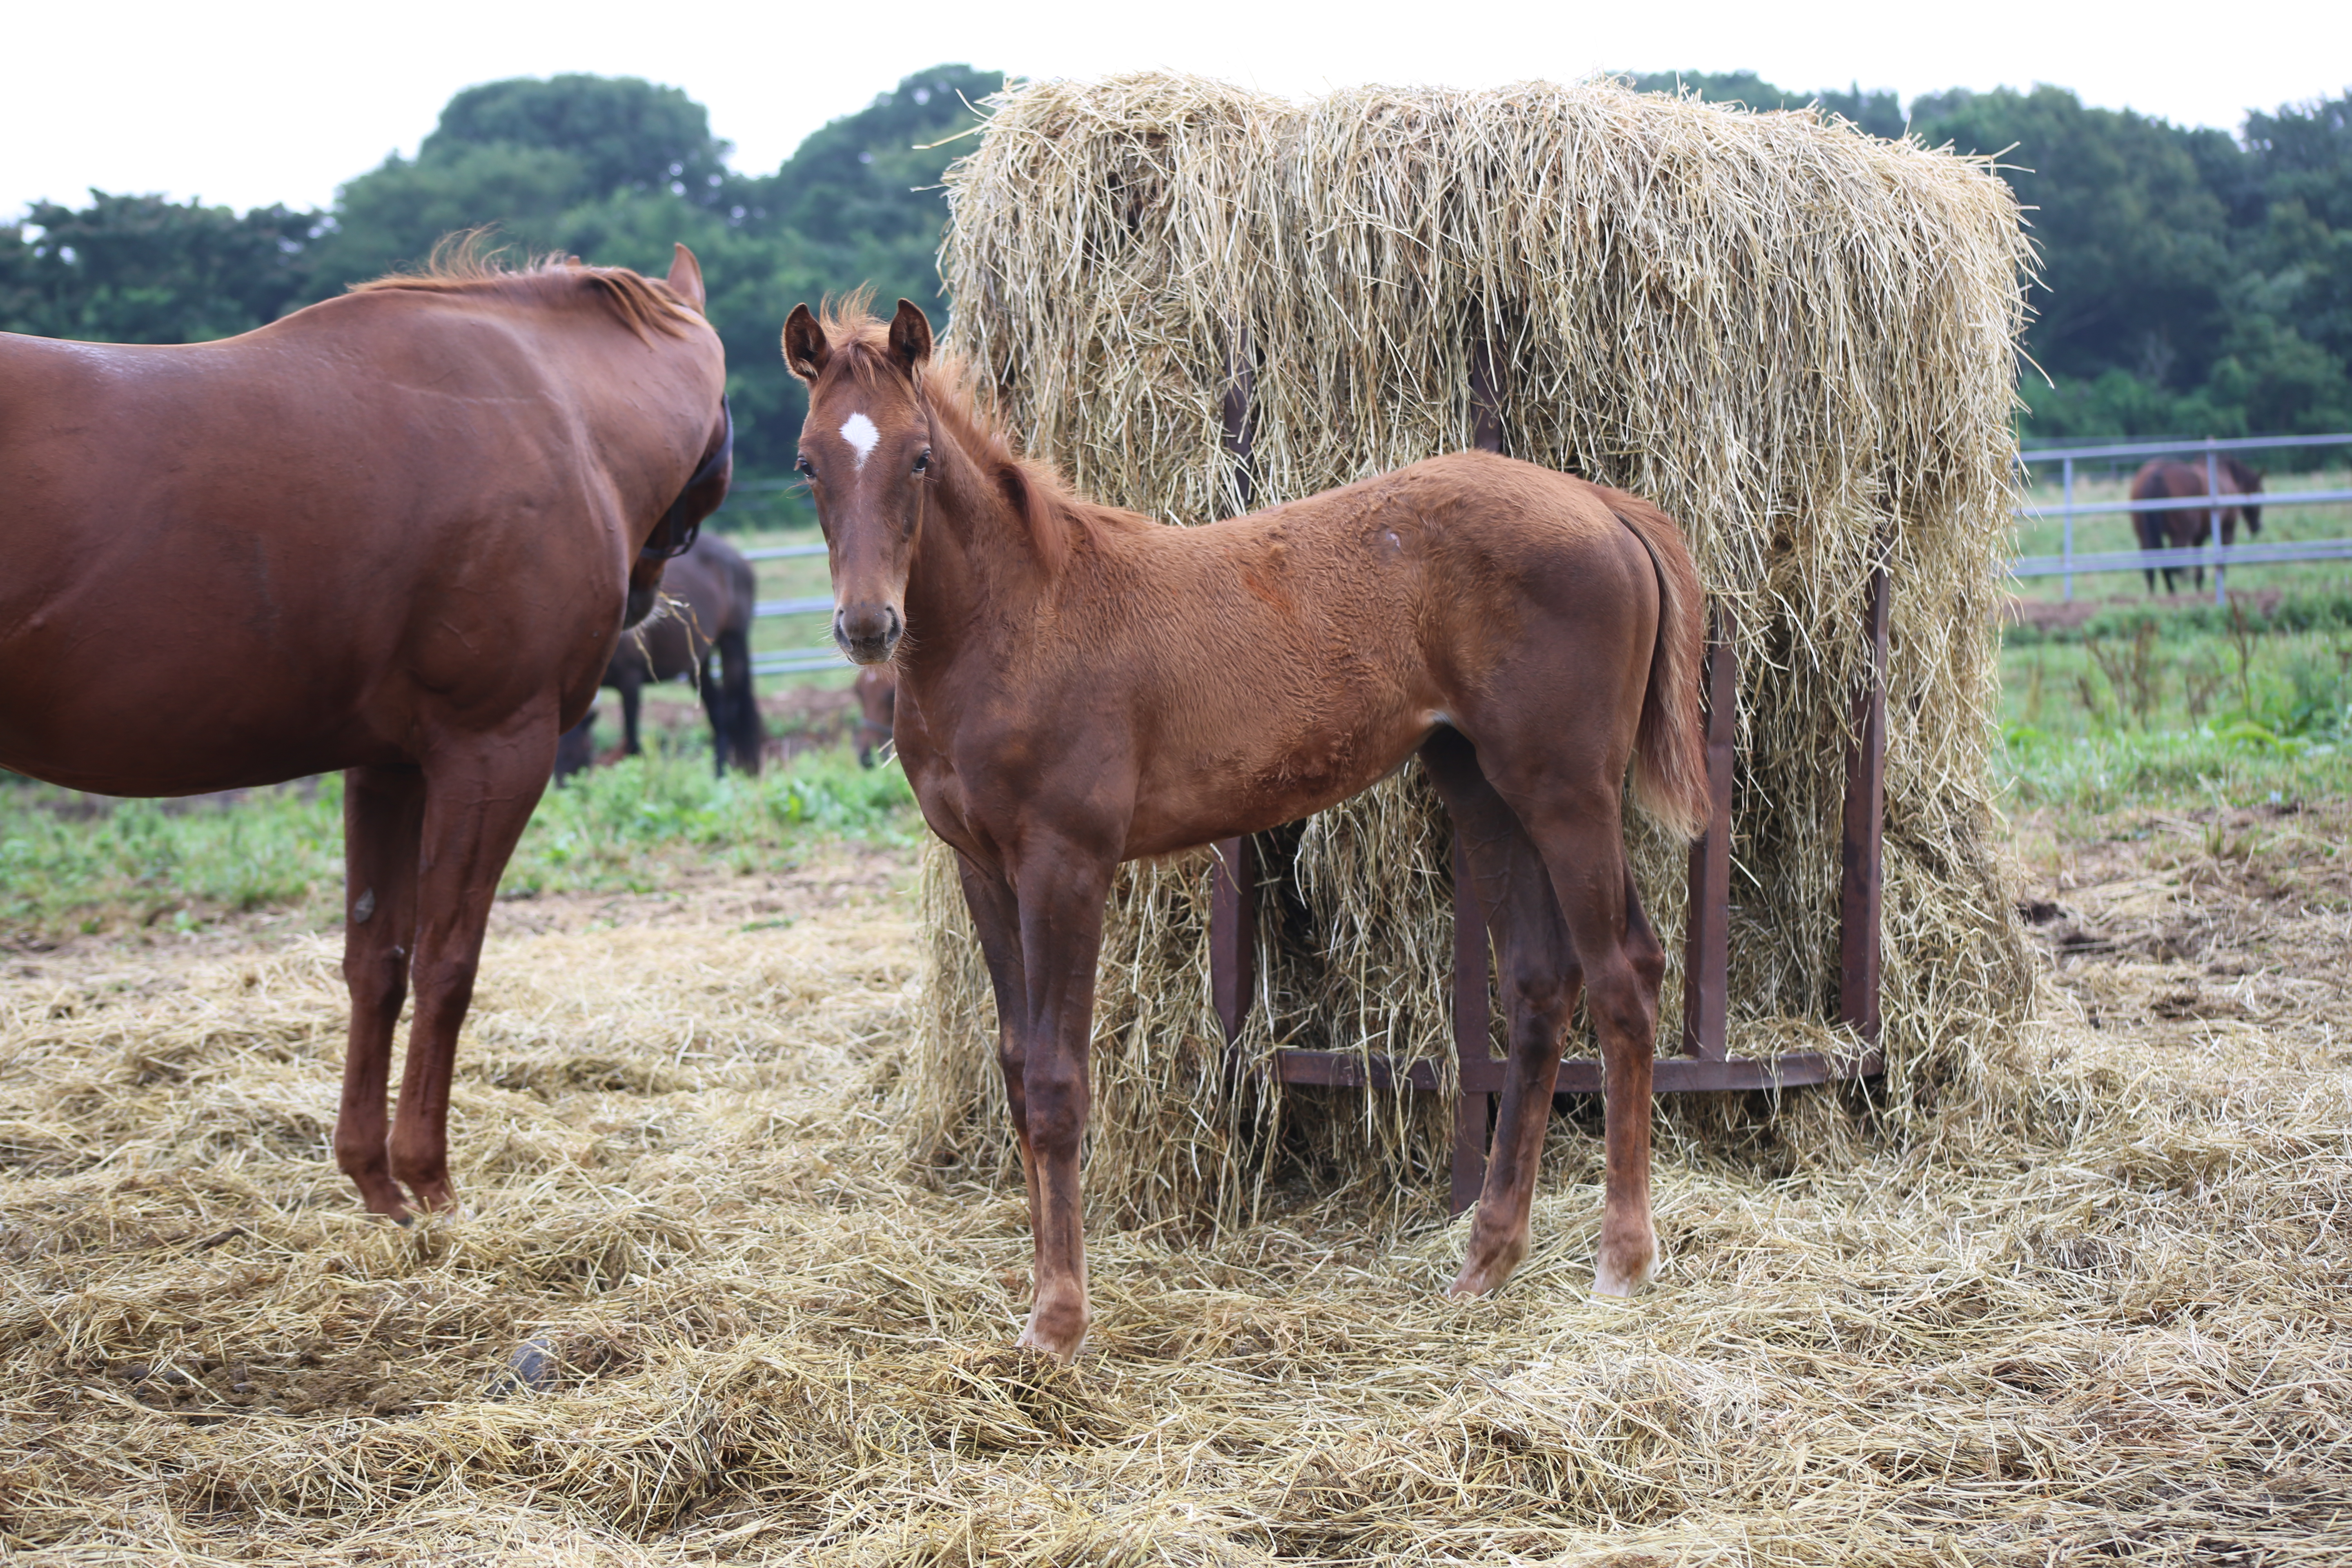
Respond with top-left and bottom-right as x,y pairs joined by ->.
1036,450 -> 1666,851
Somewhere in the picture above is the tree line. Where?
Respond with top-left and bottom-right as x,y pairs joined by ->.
0,68 -> 994,494
6,65 -> 2348,475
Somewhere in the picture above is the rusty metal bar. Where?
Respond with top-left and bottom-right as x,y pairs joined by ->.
1449,831 -> 1494,1214
1210,837 -> 1256,1047
1679,624 -> 1735,1060
1274,1047 -> 1870,1095
1838,555 -> 1890,1045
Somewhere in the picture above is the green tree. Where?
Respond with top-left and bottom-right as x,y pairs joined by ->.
732,64 -> 999,311
423,74 -> 731,204
1912,86 -> 2235,387
298,143 -> 589,292
0,192 -> 316,343
1620,71 -> 1905,139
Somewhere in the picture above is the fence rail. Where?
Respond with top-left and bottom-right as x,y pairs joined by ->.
2012,431 -> 2352,601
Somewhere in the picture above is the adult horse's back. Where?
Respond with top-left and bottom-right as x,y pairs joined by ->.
0,246 -> 731,1219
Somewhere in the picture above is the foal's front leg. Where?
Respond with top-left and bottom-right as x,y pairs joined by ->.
953,855 -> 1038,1226
1008,842 -> 1118,1362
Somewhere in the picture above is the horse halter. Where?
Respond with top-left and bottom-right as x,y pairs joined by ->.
641,395 -> 733,561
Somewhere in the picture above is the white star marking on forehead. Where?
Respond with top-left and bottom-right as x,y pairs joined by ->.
840,412 -> 880,470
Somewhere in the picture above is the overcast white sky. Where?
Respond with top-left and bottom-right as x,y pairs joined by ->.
5,0 -> 2348,219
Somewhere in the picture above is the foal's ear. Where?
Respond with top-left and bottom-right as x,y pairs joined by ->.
665,243 -> 706,313
782,304 -> 829,381
888,298 -> 933,376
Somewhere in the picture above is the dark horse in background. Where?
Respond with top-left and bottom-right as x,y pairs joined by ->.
786,298 -> 1706,1361
2132,457 -> 2264,593
0,245 -> 731,1221
554,531 -> 764,779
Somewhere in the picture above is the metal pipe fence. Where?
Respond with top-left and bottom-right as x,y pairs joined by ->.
2015,431 -> 2352,604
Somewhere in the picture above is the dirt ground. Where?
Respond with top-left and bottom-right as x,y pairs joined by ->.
1,811 -> 2347,1565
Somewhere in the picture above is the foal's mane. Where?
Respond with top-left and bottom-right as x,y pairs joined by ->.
352,234 -> 697,341
815,301 -> 1152,575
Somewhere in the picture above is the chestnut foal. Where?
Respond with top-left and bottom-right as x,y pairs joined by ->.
786,299 -> 1706,1361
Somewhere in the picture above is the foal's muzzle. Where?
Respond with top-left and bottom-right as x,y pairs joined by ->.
835,603 -> 902,664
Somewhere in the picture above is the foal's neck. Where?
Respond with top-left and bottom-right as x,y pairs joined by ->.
900,413 -> 1058,672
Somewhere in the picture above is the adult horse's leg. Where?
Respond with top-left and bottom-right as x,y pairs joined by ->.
336,764 -> 426,1218
1419,729 -> 1582,1296
954,855 -> 1040,1225
1009,842 -> 1118,1361
383,715 -> 557,1212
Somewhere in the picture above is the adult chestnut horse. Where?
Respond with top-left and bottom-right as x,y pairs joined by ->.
785,298 -> 1706,1361
0,246 -> 731,1221
2132,457 -> 2264,593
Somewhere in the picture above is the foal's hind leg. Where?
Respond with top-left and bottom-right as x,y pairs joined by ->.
1526,802 -> 1667,1296
1419,730 -> 1581,1296
337,764 -> 427,1218
383,716 -> 557,1212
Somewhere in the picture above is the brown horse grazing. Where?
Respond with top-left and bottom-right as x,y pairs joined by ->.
553,531 -> 766,780
784,299 -> 1706,1361
0,246 -> 731,1221
853,665 -> 898,766
2132,457 -> 2264,593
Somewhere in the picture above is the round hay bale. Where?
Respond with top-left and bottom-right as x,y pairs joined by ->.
905,74 -> 2036,1225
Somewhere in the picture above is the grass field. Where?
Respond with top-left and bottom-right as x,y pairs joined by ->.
3,602 -> 2349,1564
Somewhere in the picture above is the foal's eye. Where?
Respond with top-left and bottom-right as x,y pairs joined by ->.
795,454 -> 815,478
912,449 -> 931,474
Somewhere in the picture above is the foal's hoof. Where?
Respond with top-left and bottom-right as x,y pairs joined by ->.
1592,1245 -> 1658,1298
1014,1305 -> 1089,1366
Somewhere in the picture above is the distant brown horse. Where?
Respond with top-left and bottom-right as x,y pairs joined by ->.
785,298 -> 1706,1361
2132,457 -> 2264,593
554,531 -> 765,779
0,246 -> 731,1221
853,665 -> 898,766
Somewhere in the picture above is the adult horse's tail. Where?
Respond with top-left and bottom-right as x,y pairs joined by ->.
1604,492 -> 1710,842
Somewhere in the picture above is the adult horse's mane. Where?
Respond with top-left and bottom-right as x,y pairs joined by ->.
352,237 -> 698,341
813,299 -> 1153,575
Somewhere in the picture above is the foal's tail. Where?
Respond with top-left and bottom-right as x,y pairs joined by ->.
1604,491 -> 1710,842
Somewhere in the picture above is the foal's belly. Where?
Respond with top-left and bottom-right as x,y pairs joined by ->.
1123,706 -> 1444,860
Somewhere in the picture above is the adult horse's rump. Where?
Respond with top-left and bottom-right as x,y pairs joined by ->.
786,298 -> 1705,1361
2131,457 -> 2263,593
0,246 -> 731,1219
